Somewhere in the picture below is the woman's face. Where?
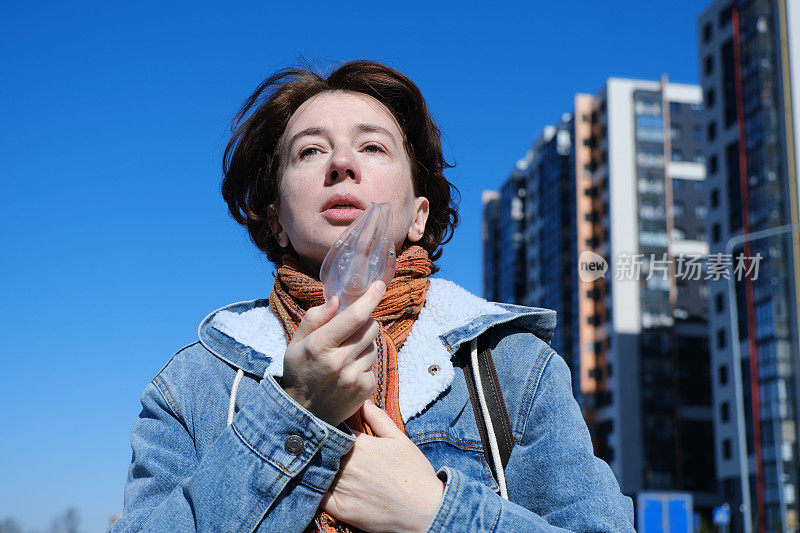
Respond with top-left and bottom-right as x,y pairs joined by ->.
269,91 -> 429,276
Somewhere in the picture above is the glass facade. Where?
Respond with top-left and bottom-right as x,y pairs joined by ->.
699,0 -> 800,529
481,172 -> 527,305
496,171 -> 528,305
525,123 -> 580,400
482,193 -> 501,302
633,90 -> 717,499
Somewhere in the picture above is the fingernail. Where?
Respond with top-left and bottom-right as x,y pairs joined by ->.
375,281 -> 386,294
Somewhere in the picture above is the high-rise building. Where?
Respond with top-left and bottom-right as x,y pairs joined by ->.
482,167 -> 527,304
482,190 -> 501,303
521,120 -> 582,401
482,77 -> 719,520
698,1 -> 800,531
581,78 -> 717,515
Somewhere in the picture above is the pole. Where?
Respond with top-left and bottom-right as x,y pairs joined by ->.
726,224 -> 795,533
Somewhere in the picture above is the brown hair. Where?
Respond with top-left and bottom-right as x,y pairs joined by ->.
221,59 -> 459,274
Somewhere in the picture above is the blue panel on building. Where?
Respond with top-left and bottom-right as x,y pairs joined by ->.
643,497 -> 663,532
637,492 -> 693,533
668,499 -> 689,533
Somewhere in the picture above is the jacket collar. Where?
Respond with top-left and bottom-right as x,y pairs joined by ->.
197,277 -> 556,423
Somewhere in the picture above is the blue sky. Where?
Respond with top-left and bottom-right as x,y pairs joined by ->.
1,1 -> 707,531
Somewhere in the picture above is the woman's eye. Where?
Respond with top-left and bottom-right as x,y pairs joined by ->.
364,144 -> 385,154
298,147 -> 320,159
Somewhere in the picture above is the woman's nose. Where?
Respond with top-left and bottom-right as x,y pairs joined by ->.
327,148 -> 360,183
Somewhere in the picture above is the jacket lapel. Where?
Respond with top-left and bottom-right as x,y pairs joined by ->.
204,278 -> 507,423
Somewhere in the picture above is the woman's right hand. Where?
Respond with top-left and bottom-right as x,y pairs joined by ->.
279,280 -> 386,427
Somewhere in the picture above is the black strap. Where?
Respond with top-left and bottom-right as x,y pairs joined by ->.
460,333 -> 515,477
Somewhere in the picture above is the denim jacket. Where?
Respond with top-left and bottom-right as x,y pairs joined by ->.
110,277 -> 634,532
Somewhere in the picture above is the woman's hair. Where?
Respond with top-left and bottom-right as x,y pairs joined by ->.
221,59 -> 459,274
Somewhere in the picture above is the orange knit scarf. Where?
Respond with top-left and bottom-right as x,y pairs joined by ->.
268,244 -> 432,533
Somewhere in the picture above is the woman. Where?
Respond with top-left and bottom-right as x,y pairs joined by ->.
110,59 -> 634,532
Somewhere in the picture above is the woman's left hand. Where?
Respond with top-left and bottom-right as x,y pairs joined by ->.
320,399 -> 445,533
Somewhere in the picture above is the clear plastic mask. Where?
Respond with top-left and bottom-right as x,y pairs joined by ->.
319,202 -> 396,311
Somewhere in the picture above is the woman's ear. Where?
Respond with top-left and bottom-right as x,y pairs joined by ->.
267,204 -> 289,248
407,196 -> 430,242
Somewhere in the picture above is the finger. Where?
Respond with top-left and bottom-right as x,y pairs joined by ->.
292,295 -> 339,344
347,337 -> 379,374
340,319 -> 380,364
352,341 -> 378,373
308,280 -> 386,350
340,317 -> 379,350
361,398 -> 403,439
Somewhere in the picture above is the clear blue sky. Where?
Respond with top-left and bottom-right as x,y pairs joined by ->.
1,1 -> 707,531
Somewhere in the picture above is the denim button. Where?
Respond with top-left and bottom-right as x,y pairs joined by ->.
428,364 -> 440,375
284,434 -> 305,455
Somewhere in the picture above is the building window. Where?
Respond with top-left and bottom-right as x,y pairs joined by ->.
725,143 -> 743,232
717,328 -> 727,349
721,401 -> 730,422
693,125 -> 703,141
715,293 -> 725,313
719,4 -> 733,28
712,222 -> 721,242
705,88 -> 716,108
703,22 -> 712,43
711,187 -> 719,208
704,55 -> 714,75
694,152 -> 706,164
709,154 -> 718,174
670,124 -> 682,140
707,121 -> 717,141
671,150 -> 684,162
722,438 -> 732,460
596,391 -> 613,407
719,365 -> 728,385
722,40 -> 737,127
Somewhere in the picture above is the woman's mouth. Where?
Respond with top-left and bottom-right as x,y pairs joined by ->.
321,205 -> 365,222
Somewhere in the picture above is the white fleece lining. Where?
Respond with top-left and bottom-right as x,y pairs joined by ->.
209,278 -> 506,423
395,278 -> 505,421
210,306 -> 288,377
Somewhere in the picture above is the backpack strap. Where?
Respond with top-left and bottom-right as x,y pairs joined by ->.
460,333 -> 515,477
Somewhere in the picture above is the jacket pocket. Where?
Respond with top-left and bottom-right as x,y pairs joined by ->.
409,427 -> 501,494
